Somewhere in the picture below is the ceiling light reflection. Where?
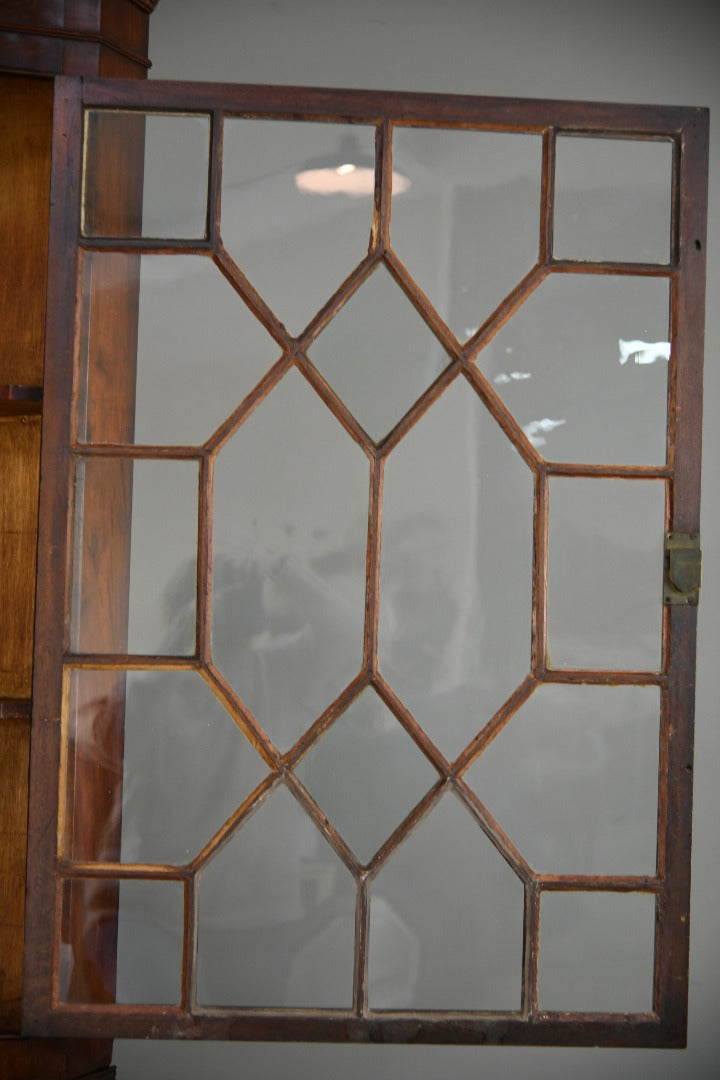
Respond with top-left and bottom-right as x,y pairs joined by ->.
618,339 -> 671,366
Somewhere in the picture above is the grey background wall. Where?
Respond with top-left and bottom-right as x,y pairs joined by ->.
113,1 -> 720,1076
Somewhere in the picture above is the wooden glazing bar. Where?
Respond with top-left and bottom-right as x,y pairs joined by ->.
666,274 -> 679,476
453,781 -> 534,882
182,875 -> 198,1012
206,351 -> 294,455
539,128 -> 555,262
377,361 -> 460,456
283,672 -> 370,768
200,666 -> 280,768
298,251 -> 380,347
371,675 -> 450,775
382,248 -> 464,359
532,471 -> 549,676
282,772 -> 361,876
80,237 -> 213,252
295,355 -> 374,454
370,120 -> 391,252
363,456 -> 382,673
81,79 -> 695,135
212,247 -> 293,350
460,363 -> 542,471
59,864 -> 190,880
541,669 -> 666,685
537,876 -> 662,892
463,262 -> 549,360
453,675 -> 537,774
545,462 -> 671,479
522,882 -> 540,1018
365,779 -> 447,876
669,136 -> 681,267
207,110 -> 223,246
72,443 -> 206,458
195,455 -> 213,663
548,259 -> 675,276
64,654 -> 202,670
190,773 -> 281,874
353,875 -> 370,1016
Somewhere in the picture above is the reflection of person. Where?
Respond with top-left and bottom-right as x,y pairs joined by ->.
67,551 -> 422,1007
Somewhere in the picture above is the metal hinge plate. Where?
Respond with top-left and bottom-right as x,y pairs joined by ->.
664,532 -> 702,605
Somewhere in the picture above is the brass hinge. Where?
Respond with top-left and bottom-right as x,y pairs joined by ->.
664,532 -> 701,605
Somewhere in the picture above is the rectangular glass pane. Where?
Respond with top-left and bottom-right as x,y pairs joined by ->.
539,891 -> 656,1012
553,136 -> 673,264
60,878 -> 183,1004
82,110 -> 209,239
547,478 -> 665,670
71,457 -> 198,655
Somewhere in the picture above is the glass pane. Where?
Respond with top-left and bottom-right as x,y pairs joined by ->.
369,792 -> 523,1009
390,128 -> 542,341
554,136 -> 672,264
61,878 -> 183,1004
64,669 -> 268,866
478,274 -> 669,465
465,684 -> 660,874
71,458 -> 199,656
308,264 -> 450,442
222,120 -> 375,334
197,785 -> 356,1006
83,110 -> 209,239
379,378 -> 534,761
212,369 -> 368,750
294,688 -> 437,864
79,254 -> 280,446
547,478 -> 665,670
539,891 -> 656,1012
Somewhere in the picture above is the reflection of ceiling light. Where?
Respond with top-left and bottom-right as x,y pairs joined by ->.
523,417 -> 566,447
294,134 -> 411,197
494,371 -> 532,384
618,339 -> 671,365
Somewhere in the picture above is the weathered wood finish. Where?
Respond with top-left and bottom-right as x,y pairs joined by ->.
22,79 -> 708,1048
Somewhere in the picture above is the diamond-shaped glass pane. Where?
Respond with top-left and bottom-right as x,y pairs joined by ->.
390,128 -> 542,341
197,785 -> 355,1006
307,265 -> 451,442
370,792 -> 523,1009
294,688 -> 437,864
477,274 -> 669,465
465,684 -> 660,874
64,669 -> 268,865
212,369 -> 368,750
222,119 -> 376,335
79,254 -> 280,446
379,377 -> 534,760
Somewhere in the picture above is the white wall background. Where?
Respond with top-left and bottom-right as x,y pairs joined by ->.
114,1 -> 720,1076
